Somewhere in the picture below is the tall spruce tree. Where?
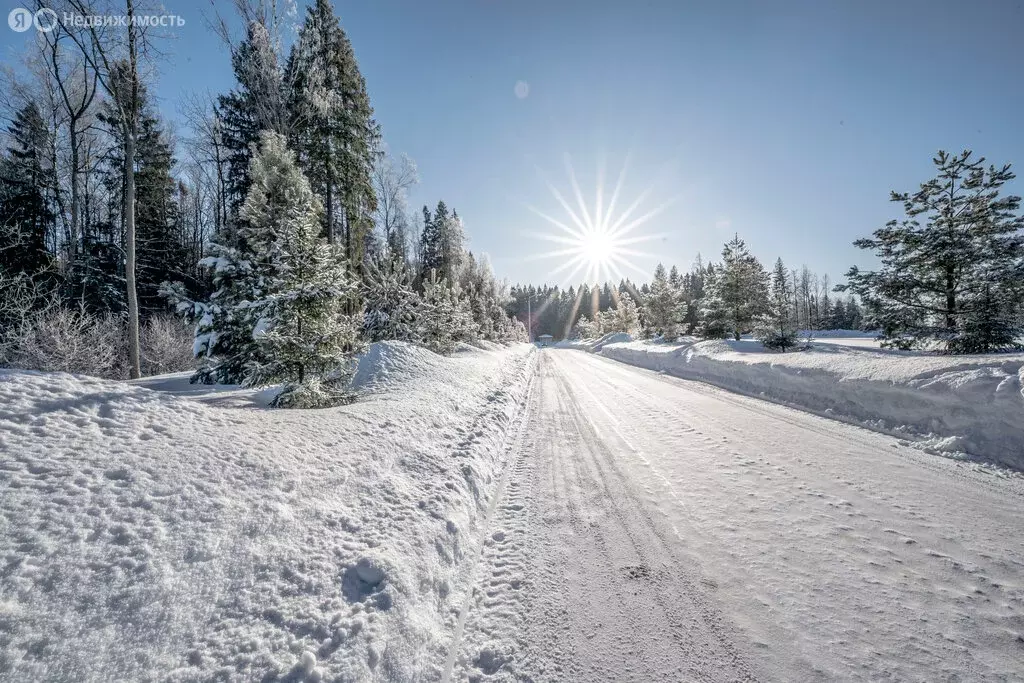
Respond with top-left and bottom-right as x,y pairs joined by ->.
286,0 -> 378,268
418,203 -> 443,283
840,150 -> 1024,352
609,292 -> 641,335
418,269 -> 474,354
0,102 -> 54,277
100,89 -> 186,316
218,20 -> 289,225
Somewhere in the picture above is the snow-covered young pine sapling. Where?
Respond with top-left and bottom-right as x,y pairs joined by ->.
700,235 -> 769,341
645,263 -> 687,340
417,269 -> 474,355
238,132 -> 365,408
361,254 -> 421,343
756,257 -> 801,352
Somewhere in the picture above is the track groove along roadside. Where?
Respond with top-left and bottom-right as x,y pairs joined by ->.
439,354 -> 540,683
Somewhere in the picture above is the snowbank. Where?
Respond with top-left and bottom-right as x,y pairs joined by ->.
593,339 -> 1024,470
556,332 -> 633,353
0,341 -> 536,681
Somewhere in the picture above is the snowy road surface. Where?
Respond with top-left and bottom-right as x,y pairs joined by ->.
448,349 -> 1024,682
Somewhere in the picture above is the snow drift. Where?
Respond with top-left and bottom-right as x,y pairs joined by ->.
589,338 -> 1024,471
0,341 -> 536,682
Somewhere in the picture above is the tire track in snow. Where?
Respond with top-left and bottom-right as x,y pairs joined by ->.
552,349 -> 1024,681
448,351 -> 757,682
552,366 -> 758,682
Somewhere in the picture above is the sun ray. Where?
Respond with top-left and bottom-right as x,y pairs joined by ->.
608,252 -> 649,279
536,166 -> 590,235
549,254 -> 589,277
560,259 -> 590,286
562,286 -> 586,338
524,205 -> 586,241
602,150 -> 631,230
611,233 -> 668,246
615,247 -> 662,259
522,247 -> 585,262
564,153 -> 595,233
528,232 -> 589,247
606,186 -> 655,236
609,197 -> 678,239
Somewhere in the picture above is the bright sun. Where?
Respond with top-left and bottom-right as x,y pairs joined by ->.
526,153 -> 673,286
581,230 -> 614,267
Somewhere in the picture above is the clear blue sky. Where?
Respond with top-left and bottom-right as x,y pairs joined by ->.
5,0 -> 1023,287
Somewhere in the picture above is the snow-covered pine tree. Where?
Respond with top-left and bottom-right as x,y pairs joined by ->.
286,0 -> 378,265
698,264 -> 727,337
237,132 -> 364,407
450,278 -> 479,344
949,280 -> 1021,354
361,253 -> 420,343
840,150 -> 1024,352
573,314 -> 599,339
417,269 -> 466,354
679,258 -> 706,334
439,209 -> 466,283
644,263 -> 686,339
756,257 -> 800,351
605,292 -> 641,335
170,242 -> 257,385
418,204 -> 442,284
700,234 -> 768,340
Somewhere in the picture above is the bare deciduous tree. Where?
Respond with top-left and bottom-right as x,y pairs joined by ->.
54,0 -> 163,378
372,145 -> 418,262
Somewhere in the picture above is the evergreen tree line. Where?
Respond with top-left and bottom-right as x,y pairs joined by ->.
509,253 -> 863,350
0,0 -> 523,402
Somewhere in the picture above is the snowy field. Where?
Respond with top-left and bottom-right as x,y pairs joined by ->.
578,336 -> 1024,472
0,341 -> 535,681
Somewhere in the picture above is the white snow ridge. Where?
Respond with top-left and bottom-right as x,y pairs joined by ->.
596,337 -> 1024,471
0,342 -> 536,681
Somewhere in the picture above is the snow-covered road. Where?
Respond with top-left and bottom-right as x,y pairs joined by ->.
449,349 -> 1024,682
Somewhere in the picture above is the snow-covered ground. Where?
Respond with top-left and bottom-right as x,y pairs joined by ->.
4,336 -> 1024,681
0,341 -> 535,682
447,350 -> 1024,681
590,337 -> 1024,471
799,329 -> 883,349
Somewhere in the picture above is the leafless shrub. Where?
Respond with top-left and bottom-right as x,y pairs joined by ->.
6,306 -> 125,379
140,313 -> 195,376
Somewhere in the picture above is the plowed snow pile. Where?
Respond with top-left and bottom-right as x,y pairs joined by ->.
0,341 -> 535,682
596,338 -> 1024,470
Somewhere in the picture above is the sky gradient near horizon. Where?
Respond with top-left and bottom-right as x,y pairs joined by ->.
4,0 -> 1024,288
